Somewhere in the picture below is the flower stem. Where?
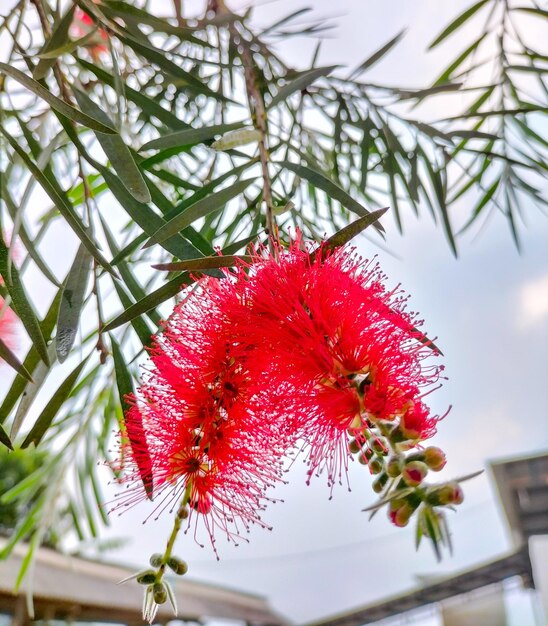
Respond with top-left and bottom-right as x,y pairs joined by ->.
155,484 -> 192,582
235,28 -> 277,254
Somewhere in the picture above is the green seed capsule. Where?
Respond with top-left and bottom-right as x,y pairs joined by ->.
136,570 -> 157,585
372,472 -> 389,493
153,582 -> 168,604
167,556 -> 189,575
149,553 -> 163,568
386,455 -> 403,478
369,457 -> 384,475
371,437 -> 388,455
348,438 -> 361,454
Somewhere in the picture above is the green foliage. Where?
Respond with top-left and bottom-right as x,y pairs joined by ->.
0,447 -> 53,542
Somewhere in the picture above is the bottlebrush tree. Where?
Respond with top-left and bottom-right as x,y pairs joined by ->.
0,0 -> 544,620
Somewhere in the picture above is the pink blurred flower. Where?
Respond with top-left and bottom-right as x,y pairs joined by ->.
71,7 -> 108,60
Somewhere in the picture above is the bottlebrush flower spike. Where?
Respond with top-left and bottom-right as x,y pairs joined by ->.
118,275 -> 285,548
232,235 -> 446,487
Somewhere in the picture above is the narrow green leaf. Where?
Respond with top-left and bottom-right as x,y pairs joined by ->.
422,507 -> 442,561
69,502 -> 85,541
0,423 -> 13,450
1,465 -> 49,504
512,117 -> 548,149
432,34 -> 487,86
21,355 -> 90,449
73,87 -> 151,203
112,282 -> 155,348
33,5 -> 76,80
320,208 -> 389,253
0,243 -> 49,366
415,517 -> 423,550
445,106 -> 546,120
152,254 -> 252,272
111,337 -> 153,499
37,29 -> 100,59
269,65 -> 337,107
56,244 -> 92,364
507,64 -> 548,74
461,177 -> 501,233
514,7 -> 548,19
447,129 -> 499,141
396,83 -> 462,100
278,160 -> 385,232
0,63 -> 116,133
88,464 -> 109,525
0,498 -> 41,559
103,274 -> 192,332
348,30 -> 405,78
98,166 -> 203,260
1,180 -> 60,286
418,147 -> 457,256
10,344 -> 56,440
14,531 -> 40,592
141,122 -> 244,152
429,0 -> 489,48
76,58 -> 189,130
0,337 -> 33,383
0,128 -> 117,276
143,178 -> 256,248
262,8 -> 312,35
221,232 -> 261,256
114,31 -> 228,102
77,465 -> 98,538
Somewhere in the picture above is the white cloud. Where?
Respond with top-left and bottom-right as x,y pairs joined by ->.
518,274 -> 548,330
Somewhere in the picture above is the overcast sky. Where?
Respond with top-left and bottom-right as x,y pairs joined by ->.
96,1 -> 548,624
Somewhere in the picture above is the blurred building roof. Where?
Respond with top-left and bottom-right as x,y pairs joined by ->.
491,450 -> 548,544
0,539 -> 289,625
307,450 -> 548,626
306,548 -> 532,626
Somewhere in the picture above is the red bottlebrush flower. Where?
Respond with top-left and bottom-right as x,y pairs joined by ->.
399,400 -> 439,441
231,236 -> 445,488
71,7 -> 108,59
118,276 -> 285,547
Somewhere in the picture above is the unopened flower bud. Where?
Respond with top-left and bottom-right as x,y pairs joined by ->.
348,438 -> 361,454
386,455 -> 403,478
368,457 -> 384,475
167,556 -> 189,575
402,460 -> 428,487
423,447 -> 447,471
149,553 -> 163,568
388,498 -> 416,527
372,472 -> 389,494
358,447 -> 373,465
371,437 -> 388,455
136,570 -> 157,585
153,582 -> 168,604
425,482 -> 464,506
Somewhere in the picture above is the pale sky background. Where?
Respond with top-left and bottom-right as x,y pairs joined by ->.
97,1 -> 547,623
1,0 -> 547,624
